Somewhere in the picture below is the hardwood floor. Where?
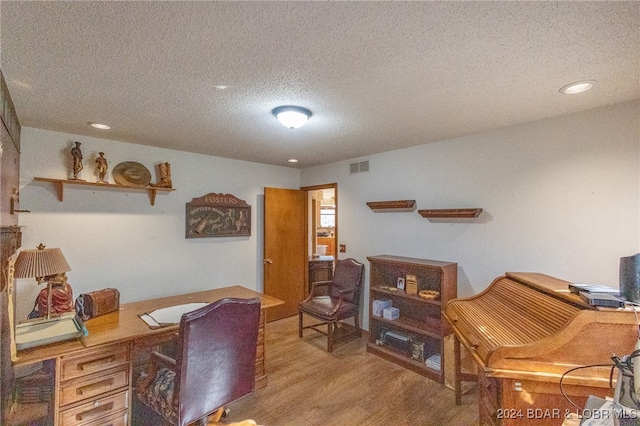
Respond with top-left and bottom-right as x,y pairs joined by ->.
222,316 -> 479,426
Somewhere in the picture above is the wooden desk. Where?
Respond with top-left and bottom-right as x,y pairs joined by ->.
444,273 -> 637,425
12,286 -> 283,426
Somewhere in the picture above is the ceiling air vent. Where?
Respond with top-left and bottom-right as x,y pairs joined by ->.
349,160 -> 370,174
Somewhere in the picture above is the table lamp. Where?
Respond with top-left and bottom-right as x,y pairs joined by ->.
14,243 -> 72,319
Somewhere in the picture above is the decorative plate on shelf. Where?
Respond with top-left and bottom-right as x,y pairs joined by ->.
112,162 -> 151,186
418,290 -> 440,300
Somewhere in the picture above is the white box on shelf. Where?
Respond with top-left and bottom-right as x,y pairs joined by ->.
382,306 -> 400,320
372,299 -> 393,316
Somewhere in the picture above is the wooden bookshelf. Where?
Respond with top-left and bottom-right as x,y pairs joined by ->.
367,255 -> 457,383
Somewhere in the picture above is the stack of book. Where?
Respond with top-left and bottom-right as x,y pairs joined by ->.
425,353 -> 441,371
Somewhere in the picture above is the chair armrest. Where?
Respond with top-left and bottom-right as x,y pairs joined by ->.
150,351 -> 177,369
312,280 -> 332,290
336,287 -> 359,302
338,288 -> 357,296
303,281 -> 333,302
328,288 -> 360,315
136,351 -> 177,393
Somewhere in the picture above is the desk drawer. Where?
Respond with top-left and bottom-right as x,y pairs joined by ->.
59,389 -> 129,426
61,344 -> 130,381
77,409 -> 128,426
60,368 -> 129,406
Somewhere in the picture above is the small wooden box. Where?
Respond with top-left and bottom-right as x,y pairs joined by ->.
75,288 -> 120,320
406,274 -> 418,295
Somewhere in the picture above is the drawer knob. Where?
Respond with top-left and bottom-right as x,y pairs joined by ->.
93,401 -> 100,407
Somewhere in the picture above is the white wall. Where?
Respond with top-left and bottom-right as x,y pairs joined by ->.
302,101 -> 640,328
16,127 -> 300,319
16,102 -> 640,327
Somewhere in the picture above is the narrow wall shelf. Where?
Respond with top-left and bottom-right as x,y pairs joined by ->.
418,208 -> 482,219
33,177 -> 175,206
366,200 -> 416,212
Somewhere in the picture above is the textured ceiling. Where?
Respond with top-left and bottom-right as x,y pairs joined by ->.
1,1 -> 638,168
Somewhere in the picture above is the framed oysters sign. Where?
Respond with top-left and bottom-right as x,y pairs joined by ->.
186,193 -> 251,238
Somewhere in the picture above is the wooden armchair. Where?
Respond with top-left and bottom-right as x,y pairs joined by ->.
298,258 -> 365,352
135,297 -> 261,426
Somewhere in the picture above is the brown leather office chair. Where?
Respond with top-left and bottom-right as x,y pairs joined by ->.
135,297 -> 261,426
298,258 -> 365,352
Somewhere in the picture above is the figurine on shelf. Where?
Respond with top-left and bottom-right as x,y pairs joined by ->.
95,152 -> 108,183
70,141 -> 84,180
151,162 -> 172,188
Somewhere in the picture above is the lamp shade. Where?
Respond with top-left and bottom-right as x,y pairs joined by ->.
14,244 -> 71,280
272,106 -> 312,129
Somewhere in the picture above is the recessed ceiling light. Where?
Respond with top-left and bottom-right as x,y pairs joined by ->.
214,85 -> 228,90
288,159 -> 299,163
559,80 -> 597,95
89,122 -> 111,129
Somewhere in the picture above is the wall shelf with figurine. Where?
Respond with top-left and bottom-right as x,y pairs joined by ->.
33,177 -> 175,206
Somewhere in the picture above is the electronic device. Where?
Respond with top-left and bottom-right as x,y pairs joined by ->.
579,292 -> 624,308
569,284 -> 620,296
382,329 -> 410,353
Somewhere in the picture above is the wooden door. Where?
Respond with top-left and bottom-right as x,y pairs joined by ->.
263,187 -> 307,321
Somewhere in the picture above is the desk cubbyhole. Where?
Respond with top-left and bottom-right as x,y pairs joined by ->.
8,359 -> 55,426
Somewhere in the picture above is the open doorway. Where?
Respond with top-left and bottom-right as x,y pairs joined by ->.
301,183 -> 337,296
262,184 -> 337,321
303,184 -> 337,257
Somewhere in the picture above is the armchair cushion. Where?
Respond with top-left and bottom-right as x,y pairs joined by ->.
138,367 -> 178,424
299,297 -> 358,320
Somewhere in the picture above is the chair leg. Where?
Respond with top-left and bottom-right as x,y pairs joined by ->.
211,407 -> 225,423
299,311 -> 303,338
327,321 -> 334,352
354,314 -> 361,336
454,335 -> 462,405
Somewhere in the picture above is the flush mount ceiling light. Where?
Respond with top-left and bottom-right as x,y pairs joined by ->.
559,80 -> 597,95
89,122 -> 111,130
272,106 -> 312,129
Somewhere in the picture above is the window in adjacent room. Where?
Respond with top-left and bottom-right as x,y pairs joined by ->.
320,207 -> 335,228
